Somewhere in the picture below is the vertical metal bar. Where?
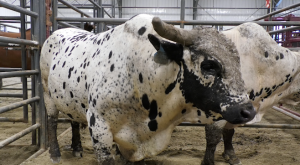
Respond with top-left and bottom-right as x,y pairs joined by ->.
180,0 -> 185,28
112,0 -> 115,18
192,0 -> 198,28
32,0 -> 47,149
97,0 -> 103,33
21,0 -> 29,124
52,0 -> 58,32
118,0 -> 122,18
31,49 -> 36,145
80,14 -> 84,29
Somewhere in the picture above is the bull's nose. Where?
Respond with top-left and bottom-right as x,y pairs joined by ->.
222,102 -> 256,124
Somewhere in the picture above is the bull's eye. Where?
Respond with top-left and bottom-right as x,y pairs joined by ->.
201,60 -> 222,77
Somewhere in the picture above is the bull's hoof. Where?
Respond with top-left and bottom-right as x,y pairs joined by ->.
50,156 -> 61,164
73,150 -> 83,157
222,152 -> 242,165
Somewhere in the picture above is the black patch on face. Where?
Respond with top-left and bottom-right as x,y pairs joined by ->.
77,76 -> 80,83
109,51 -> 112,59
52,64 -> 56,70
138,27 -> 146,35
62,61 -> 66,67
139,73 -> 143,83
90,113 -> 95,127
197,110 -> 201,116
68,67 -> 74,79
280,53 -> 284,59
142,94 -> 150,110
148,120 -> 158,131
165,81 -> 176,94
110,64 -> 114,72
81,103 -> 86,108
181,109 -> 186,114
179,61 -> 229,114
149,100 -> 158,120
67,114 -> 73,119
265,51 -> 268,58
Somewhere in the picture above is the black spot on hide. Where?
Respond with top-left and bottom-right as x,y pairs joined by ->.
70,91 -> 74,98
165,81 -> 176,94
138,27 -> 146,35
68,67 -> 74,79
139,73 -> 143,83
142,94 -> 150,110
81,103 -> 86,108
265,51 -> 268,58
148,120 -> 158,131
110,64 -> 114,72
67,114 -> 73,119
109,51 -> 112,59
197,110 -> 201,116
280,53 -> 284,59
181,109 -> 186,114
52,64 -> 56,70
90,113 -> 95,127
62,61 -> 66,68
149,100 -> 158,120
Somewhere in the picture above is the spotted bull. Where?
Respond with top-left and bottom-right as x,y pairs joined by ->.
40,14 -> 255,164
201,22 -> 300,165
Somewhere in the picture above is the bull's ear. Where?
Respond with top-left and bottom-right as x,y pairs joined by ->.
148,34 -> 183,65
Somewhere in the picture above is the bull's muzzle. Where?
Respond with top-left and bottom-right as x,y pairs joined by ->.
222,102 -> 256,124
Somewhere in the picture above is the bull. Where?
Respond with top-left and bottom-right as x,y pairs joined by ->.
201,22 -> 300,165
40,14 -> 255,164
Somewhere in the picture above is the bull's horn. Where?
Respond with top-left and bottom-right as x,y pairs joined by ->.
152,17 -> 195,46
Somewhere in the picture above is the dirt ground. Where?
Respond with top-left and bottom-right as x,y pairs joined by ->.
1,77 -> 300,165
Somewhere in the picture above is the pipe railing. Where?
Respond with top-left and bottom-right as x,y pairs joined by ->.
0,36 -> 39,46
0,70 -> 39,78
0,16 -> 21,20
0,96 -> 40,114
56,17 -> 300,26
88,0 -> 112,18
58,0 -> 91,18
0,1 -> 38,18
269,26 -> 300,34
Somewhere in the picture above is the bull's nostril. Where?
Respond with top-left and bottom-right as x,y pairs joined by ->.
240,109 -> 251,119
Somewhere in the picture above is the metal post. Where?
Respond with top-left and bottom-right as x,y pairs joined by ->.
52,0 -> 58,32
80,14 -> 84,29
32,0 -> 47,149
20,0 -> 29,123
180,0 -> 185,28
112,0 -> 115,18
97,0 -> 103,33
192,0 -> 199,28
118,0 -> 122,18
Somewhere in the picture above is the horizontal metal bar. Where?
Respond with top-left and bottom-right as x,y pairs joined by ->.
253,3 -> 300,21
20,149 -> 46,165
288,47 -> 300,51
0,68 -> 22,72
58,0 -> 91,18
56,17 -> 300,26
269,26 -> 300,34
58,118 -> 72,123
179,122 -> 300,129
0,117 -> 24,122
0,42 -> 20,47
0,23 -> 21,29
0,123 -> 40,149
273,106 -> 300,121
0,36 -> 38,46
0,70 -> 39,78
0,16 -> 21,20
0,96 -> 40,114
57,21 -> 80,29
0,93 -> 23,98
1,88 -> 31,90
0,1 -> 38,18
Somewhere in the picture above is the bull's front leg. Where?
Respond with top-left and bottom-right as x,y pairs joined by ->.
71,121 -> 83,157
87,110 -> 115,165
222,128 -> 241,165
201,124 -> 223,165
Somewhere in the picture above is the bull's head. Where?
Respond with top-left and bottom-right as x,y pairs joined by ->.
148,17 -> 255,124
